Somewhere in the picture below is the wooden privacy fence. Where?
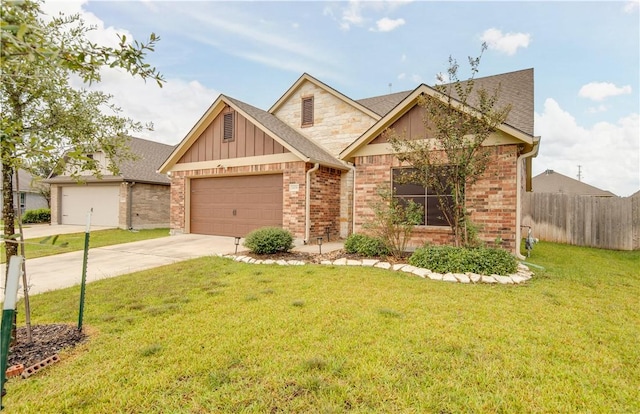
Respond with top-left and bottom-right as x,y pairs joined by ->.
522,192 -> 640,251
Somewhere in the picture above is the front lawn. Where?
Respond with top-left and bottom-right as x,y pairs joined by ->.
5,242 -> 639,412
0,228 -> 169,262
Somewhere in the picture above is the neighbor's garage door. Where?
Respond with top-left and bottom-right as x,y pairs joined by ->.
61,185 -> 120,226
190,175 -> 283,237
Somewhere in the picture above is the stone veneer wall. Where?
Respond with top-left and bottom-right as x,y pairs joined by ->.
118,183 -> 170,229
353,145 -> 520,251
169,162 -> 309,238
272,81 -> 377,156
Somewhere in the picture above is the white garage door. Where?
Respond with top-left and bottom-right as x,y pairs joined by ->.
61,185 -> 120,226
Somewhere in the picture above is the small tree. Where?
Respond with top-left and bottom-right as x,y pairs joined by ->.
1,0 -> 164,265
364,185 -> 423,259
386,44 -> 511,247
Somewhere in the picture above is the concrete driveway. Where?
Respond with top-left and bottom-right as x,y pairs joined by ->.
2,233 -> 241,296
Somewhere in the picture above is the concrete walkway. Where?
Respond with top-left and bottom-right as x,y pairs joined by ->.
1,226 -> 344,296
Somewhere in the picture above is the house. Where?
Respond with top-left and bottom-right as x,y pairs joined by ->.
0,167 -> 49,218
532,169 -> 616,197
46,137 -> 174,229
159,69 -> 540,255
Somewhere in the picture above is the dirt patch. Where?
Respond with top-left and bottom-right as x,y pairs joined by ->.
8,324 -> 87,368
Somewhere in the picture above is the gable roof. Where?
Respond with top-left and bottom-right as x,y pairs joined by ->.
269,73 -> 381,120
455,68 -> 534,136
533,169 -> 616,197
159,94 -> 347,173
356,90 -> 413,117
47,137 -> 174,185
340,75 -> 536,160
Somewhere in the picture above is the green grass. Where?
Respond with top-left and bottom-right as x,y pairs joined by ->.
5,242 -> 639,412
1,228 -> 169,262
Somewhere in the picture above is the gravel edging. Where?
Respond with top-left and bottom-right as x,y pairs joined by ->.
218,254 -> 534,285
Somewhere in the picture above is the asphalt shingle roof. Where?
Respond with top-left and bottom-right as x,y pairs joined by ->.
225,95 -> 346,169
356,69 -> 534,136
47,137 -> 174,185
532,169 -> 616,197
120,137 -> 174,184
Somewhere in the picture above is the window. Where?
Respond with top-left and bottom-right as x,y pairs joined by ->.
223,112 -> 234,142
392,167 -> 453,227
301,96 -> 314,127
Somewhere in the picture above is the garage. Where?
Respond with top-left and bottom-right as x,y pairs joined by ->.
190,174 -> 283,237
60,185 -> 120,226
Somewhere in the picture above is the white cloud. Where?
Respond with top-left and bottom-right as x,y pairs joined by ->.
623,0 -> 639,13
534,98 -> 639,196
325,0 -> 411,31
587,104 -> 608,114
401,54 -> 407,62
480,28 -> 531,55
411,74 -> 423,83
578,82 -> 632,101
370,17 -> 405,32
340,0 -> 365,30
41,1 -> 219,145
397,73 -> 406,80
73,68 -> 218,145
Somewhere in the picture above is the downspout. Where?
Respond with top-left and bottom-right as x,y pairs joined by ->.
304,163 -> 320,244
515,137 -> 540,260
127,182 -> 136,230
349,162 -> 357,235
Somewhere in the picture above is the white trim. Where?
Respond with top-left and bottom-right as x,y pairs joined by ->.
169,153 -> 301,172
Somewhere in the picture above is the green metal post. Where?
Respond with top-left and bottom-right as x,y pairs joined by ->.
77,210 -> 92,331
1,256 -> 23,410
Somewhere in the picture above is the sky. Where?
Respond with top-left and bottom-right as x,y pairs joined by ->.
40,0 -> 639,196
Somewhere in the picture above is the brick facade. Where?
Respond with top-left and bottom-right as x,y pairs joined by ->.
353,145 -> 519,251
309,166 -> 342,242
169,161 -> 310,239
122,183 -> 170,229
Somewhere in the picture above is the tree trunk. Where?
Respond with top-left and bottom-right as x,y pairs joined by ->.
2,162 -> 17,276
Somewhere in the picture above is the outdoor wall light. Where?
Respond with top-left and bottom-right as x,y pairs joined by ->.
317,237 -> 323,255
234,236 -> 241,254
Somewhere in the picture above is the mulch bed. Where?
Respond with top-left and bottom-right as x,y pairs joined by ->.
8,324 -> 87,369
243,248 -> 410,264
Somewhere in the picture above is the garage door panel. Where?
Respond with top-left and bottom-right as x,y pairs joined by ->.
61,185 -> 119,227
190,174 -> 283,237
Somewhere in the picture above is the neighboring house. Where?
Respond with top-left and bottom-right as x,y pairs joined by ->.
46,137 -> 174,229
532,169 -> 616,197
0,167 -> 49,218
160,69 -> 540,254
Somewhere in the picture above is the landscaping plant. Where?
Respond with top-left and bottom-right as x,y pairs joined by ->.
409,244 -> 518,275
243,227 -> 294,255
344,233 -> 390,257
21,209 -> 50,224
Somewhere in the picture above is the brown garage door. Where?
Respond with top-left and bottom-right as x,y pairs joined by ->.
190,174 -> 283,237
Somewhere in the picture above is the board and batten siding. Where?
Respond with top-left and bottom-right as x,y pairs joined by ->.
178,108 -> 289,163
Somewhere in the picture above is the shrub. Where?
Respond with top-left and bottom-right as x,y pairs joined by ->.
409,245 -> 517,276
344,233 -> 390,257
22,208 -> 51,224
243,227 -> 294,255
363,186 -> 423,259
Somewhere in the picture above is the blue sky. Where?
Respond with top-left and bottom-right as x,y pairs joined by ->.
43,1 -> 639,196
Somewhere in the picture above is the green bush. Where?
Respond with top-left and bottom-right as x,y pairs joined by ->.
344,233 -> 390,257
22,208 -> 51,224
243,227 -> 294,255
409,245 -> 517,276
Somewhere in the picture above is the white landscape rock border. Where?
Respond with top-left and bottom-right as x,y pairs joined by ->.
219,254 -> 534,285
